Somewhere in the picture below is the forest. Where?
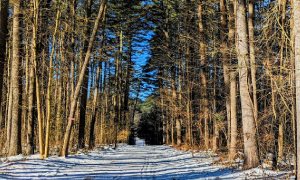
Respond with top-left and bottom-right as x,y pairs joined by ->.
0,0 -> 300,178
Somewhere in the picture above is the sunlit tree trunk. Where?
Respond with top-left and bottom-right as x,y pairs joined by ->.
8,0 -> 22,156
229,72 -> 237,160
293,0 -> 300,178
185,45 -> 192,146
31,0 -> 45,159
277,0 -> 287,162
45,6 -> 61,158
290,0 -> 297,173
236,0 -> 259,169
227,0 -> 235,148
248,0 -> 258,125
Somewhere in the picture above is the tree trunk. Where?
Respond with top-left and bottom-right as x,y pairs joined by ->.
229,71 -> 237,160
198,0 -> 209,150
277,0 -> 287,162
290,0 -> 297,174
293,0 -> 300,178
78,0 -> 93,150
220,0 -> 231,152
176,61 -> 182,146
248,0 -> 258,124
56,75 -> 63,147
45,7 -> 61,158
212,47 -> 219,152
27,49 -> 35,155
9,0 -> 22,156
0,0 -> 8,128
33,0 -> 45,159
228,0 -> 235,148
236,0 -> 259,169
171,70 -> 177,145
88,63 -> 101,149
185,46 -> 192,146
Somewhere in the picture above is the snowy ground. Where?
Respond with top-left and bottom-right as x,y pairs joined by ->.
0,140 -> 293,179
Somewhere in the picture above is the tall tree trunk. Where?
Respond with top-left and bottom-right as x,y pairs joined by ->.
61,0 -> 107,157
123,36 -> 132,135
32,0 -> 44,159
56,75 -> 63,147
227,0 -> 235,148
88,63 -> 101,149
27,49 -> 35,155
0,0 -> 8,128
212,46 -> 219,152
78,0 -> 93,149
290,0 -> 297,173
159,69 -> 166,144
293,0 -> 300,178
9,0 -> 22,156
69,0 -> 77,102
277,0 -> 287,162
248,0 -> 258,124
6,57 -> 13,153
198,0 -> 209,150
176,61 -> 182,146
45,7 -> 61,158
220,0 -> 231,152
185,45 -> 192,146
220,0 -> 230,149
236,0 -> 259,169
229,71 -> 237,160
171,71 -> 177,145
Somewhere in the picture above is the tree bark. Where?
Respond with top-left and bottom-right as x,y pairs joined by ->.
0,0 -> 8,128
176,61 -> 182,146
248,0 -> 258,124
277,0 -> 287,162
293,0 -> 300,178
27,46 -> 35,155
9,0 -> 22,156
236,0 -> 259,169
228,0 -> 235,148
229,71 -> 237,160
290,0 -> 297,174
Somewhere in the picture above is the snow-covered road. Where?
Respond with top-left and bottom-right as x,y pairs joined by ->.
0,144 -> 291,179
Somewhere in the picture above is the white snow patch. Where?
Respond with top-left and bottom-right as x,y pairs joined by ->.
0,145 -> 292,179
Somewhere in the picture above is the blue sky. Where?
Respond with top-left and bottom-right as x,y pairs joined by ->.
131,30 -> 155,101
